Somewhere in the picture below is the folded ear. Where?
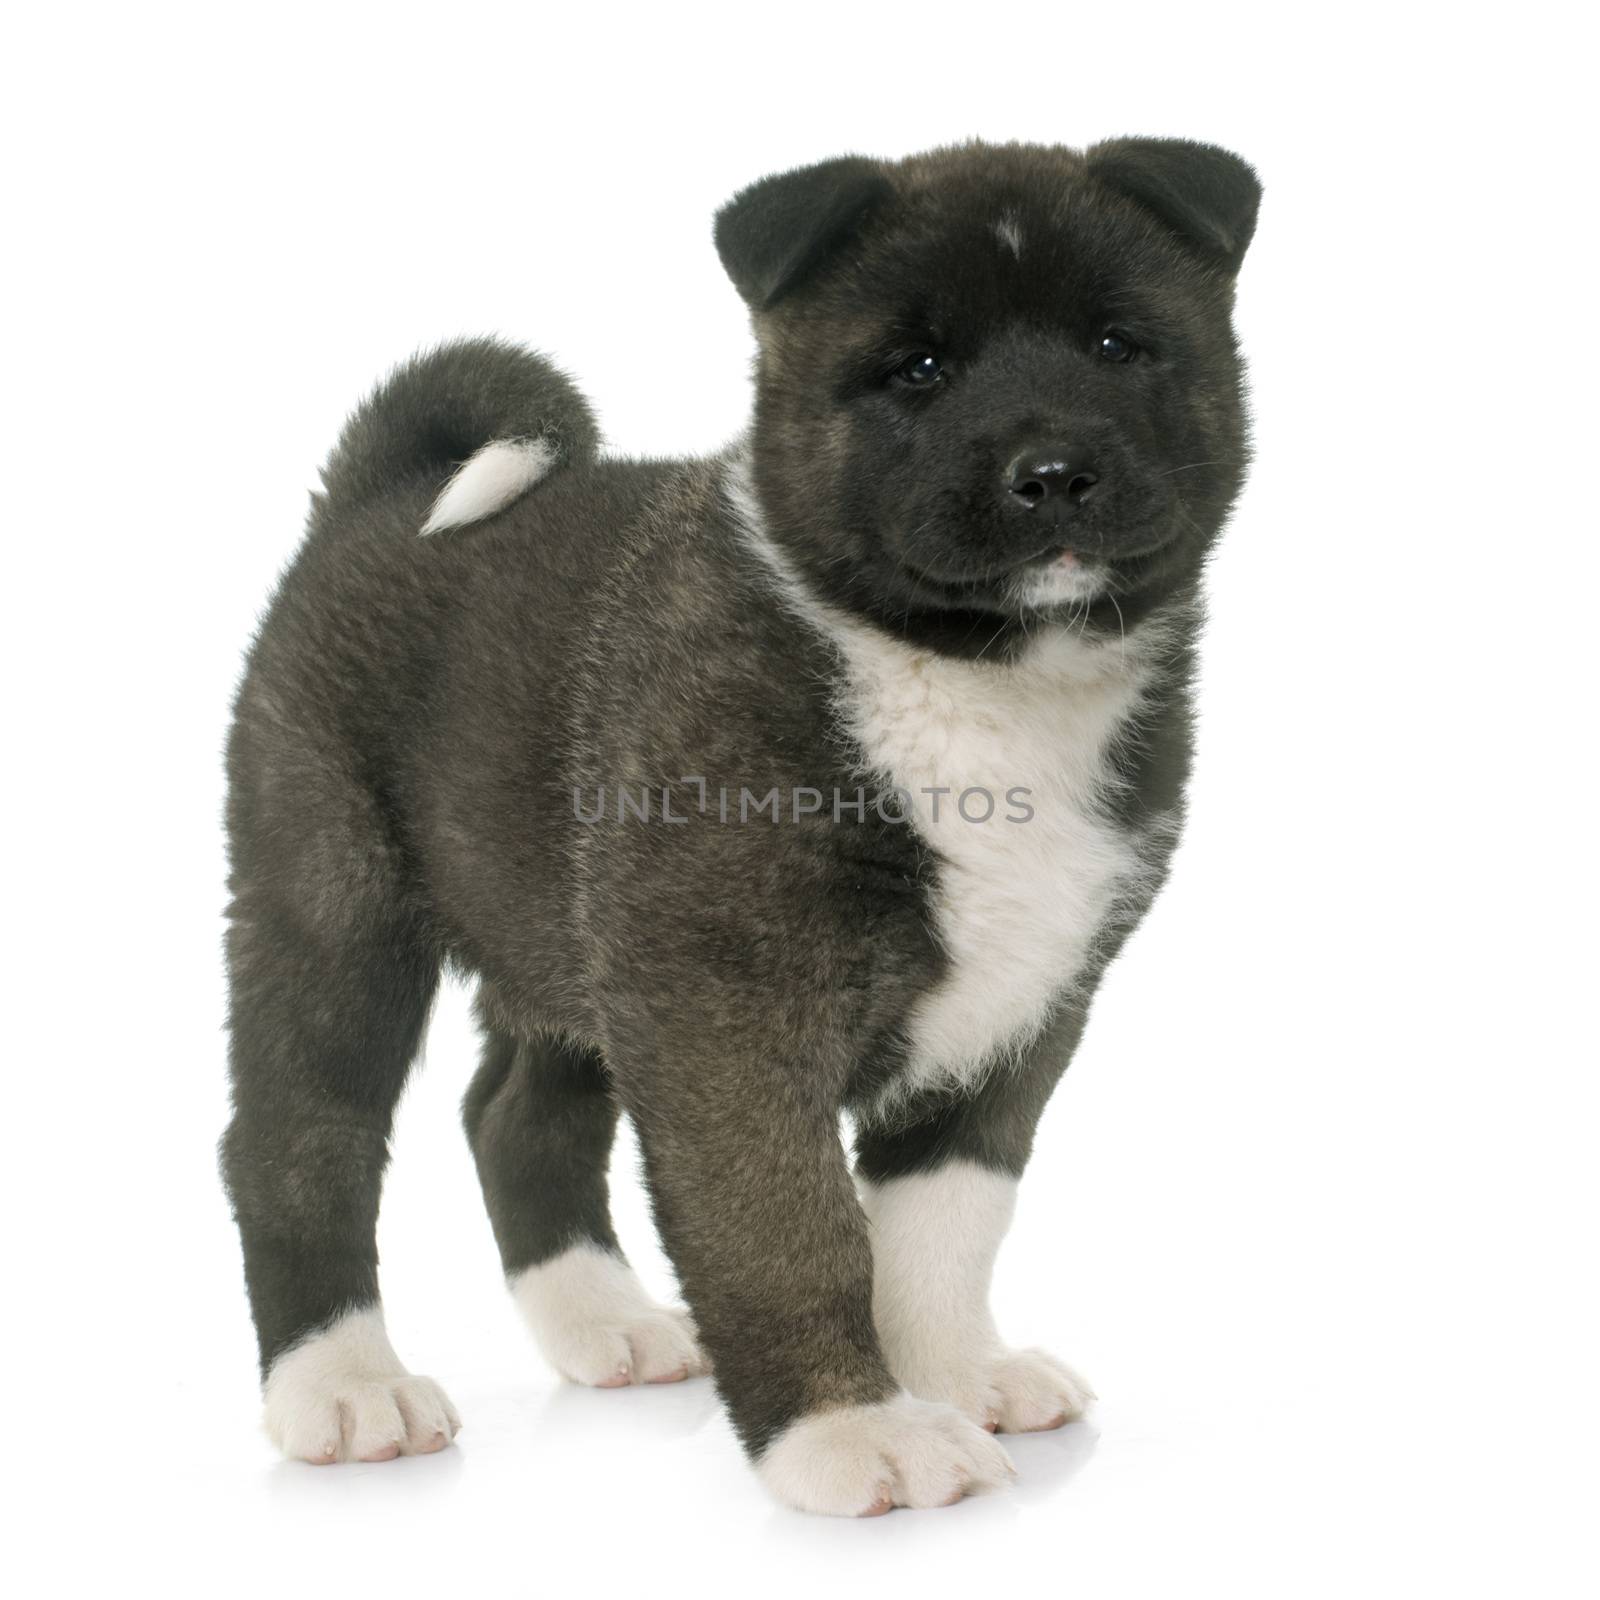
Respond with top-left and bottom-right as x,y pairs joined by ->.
715,156 -> 893,310
1086,138 -> 1261,275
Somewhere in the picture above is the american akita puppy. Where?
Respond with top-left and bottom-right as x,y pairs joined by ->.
222,138 -> 1259,1514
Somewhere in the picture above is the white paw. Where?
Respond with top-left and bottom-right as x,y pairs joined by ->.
907,1347 -> 1095,1434
263,1306 -> 461,1464
511,1244 -> 709,1387
758,1394 -> 1015,1516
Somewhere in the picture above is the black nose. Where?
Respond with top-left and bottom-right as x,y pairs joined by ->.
1006,444 -> 1100,508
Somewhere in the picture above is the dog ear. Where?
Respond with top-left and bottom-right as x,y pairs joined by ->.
1086,138 -> 1261,275
715,156 -> 893,310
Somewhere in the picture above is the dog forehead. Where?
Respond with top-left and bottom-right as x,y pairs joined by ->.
821,148 -> 1178,309
892,140 -> 1085,200
845,188 -> 1176,333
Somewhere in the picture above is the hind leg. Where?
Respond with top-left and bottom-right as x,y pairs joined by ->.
221,900 -> 459,1463
463,1023 -> 706,1386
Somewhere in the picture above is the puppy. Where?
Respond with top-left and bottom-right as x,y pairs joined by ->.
222,138 -> 1259,1514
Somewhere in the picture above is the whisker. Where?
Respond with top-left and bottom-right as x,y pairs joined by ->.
973,618 -> 1009,662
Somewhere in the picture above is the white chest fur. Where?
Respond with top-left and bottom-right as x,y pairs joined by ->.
831,620 -> 1161,1100
726,458 -> 1171,1102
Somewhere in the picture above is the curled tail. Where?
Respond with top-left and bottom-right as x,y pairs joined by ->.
317,336 -> 600,536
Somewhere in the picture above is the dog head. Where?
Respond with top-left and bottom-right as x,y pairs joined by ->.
716,140 -> 1259,648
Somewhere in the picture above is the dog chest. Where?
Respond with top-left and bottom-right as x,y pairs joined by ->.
833,626 -> 1155,1097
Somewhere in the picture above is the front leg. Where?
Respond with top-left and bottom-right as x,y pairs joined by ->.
855,1025 -> 1095,1434
618,1048 -> 1012,1516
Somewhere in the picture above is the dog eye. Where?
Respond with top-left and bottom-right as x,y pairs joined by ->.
896,353 -> 945,386
1098,331 -> 1139,363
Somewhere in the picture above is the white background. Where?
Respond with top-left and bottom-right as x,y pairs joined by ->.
5,3 -> 1595,1595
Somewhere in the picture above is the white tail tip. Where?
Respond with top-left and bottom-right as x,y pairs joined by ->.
420,437 -> 558,535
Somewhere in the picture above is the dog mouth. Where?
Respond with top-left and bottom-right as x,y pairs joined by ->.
890,490 -> 1195,618
898,538 -> 1114,612
1006,546 -> 1112,610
